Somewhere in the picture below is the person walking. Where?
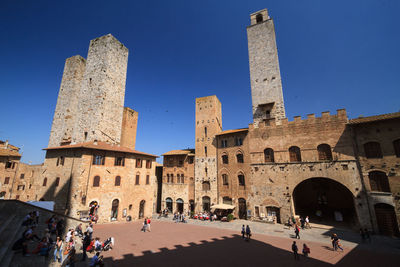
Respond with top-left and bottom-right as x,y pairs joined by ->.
336,239 -> 344,252
295,224 -> 300,239
82,232 -> 91,261
147,217 -> 151,232
245,225 -> 251,241
302,243 -> 310,257
364,228 -> 371,243
142,218 -> 148,232
292,241 -> 299,260
331,233 -> 338,251
360,228 -> 365,242
241,225 -> 245,239
305,216 -> 311,229
53,236 -> 63,263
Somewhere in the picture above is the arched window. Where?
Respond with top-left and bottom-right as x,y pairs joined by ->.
317,144 -> 332,161
93,176 -> 100,187
393,139 -> 400,158
264,148 -> 275,163
171,174 -> 174,183
369,171 -> 390,192
222,154 -> 229,164
181,174 -> 184,184
202,181 -> 210,191
289,146 -> 301,162
115,176 -> 121,186
256,14 -> 263,23
236,153 -> 244,163
42,177 -> 47,187
167,174 -> 170,183
238,173 -> 245,186
55,177 -> 60,187
222,174 -> 229,185
364,142 -> 383,158
166,197 -> 173,212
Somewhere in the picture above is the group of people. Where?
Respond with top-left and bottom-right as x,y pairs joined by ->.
240,225 -> 252,241
291,241 -> 311,260
12,211 -> 106,267
173,212 -> 187,223
193,212 -> 217,221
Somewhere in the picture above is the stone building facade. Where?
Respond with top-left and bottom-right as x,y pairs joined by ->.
3,34 -> 158,224
160,9 -> 400,236
161,149 -> 195,214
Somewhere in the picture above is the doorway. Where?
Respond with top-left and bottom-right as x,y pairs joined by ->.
139,200 -> 145,219
238,198 -> 247,219
111,199 -> 119,221
176,198 -> 184,213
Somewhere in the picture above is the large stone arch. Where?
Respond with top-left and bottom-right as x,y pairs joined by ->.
291,176 -> 358,197
292,177 -> 358,226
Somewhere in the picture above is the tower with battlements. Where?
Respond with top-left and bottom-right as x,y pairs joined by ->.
247,9 -> 286,124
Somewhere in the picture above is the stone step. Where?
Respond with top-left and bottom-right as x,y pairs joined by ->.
0,214 -> 17,236
0,215 -> 24,267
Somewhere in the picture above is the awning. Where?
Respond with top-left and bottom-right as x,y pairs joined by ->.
211,204 -> 235,210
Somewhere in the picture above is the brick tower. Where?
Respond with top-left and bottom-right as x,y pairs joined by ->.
247,9 -> 286,124
194,95 -> 222,212
72,34 -> 129,145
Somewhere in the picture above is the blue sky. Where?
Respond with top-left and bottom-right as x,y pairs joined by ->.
0,0 -> 399,164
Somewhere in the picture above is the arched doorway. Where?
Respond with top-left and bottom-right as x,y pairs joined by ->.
189,200 -> 195,213
111,199 -> 119,221
266,207 -> 281,223
89,201 -> 99,222
139,200 -> 145,219
176,198 -> 184,213
293,178 -> 356,225
202,196 -> 210,212
238,198 -> 247,219
374,203 -> 400,237
166,198 -> 173,212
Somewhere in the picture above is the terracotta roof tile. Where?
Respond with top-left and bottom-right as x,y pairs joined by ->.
215,128 -> 248,136
44,141 -> 157,158
162,149 -> 195,156
348,112 -> 400,125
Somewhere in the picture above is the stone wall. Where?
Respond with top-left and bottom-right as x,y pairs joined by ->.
72,34 -> 129,145
247,9 -> 285,123
48,56 -> 86,147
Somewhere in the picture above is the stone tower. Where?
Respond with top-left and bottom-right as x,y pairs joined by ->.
194,95 -> 222,212
72,34 -> 129,145
48,56 -> 86,147
247,9 -> 286,124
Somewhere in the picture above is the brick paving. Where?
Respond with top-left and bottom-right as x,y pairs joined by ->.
88,218 -> 400,267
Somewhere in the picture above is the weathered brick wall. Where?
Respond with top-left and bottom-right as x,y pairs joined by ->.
48,56 -> 86,147
120,107 -> 138,149
247,9 -> 285,123
216,131 -> 250,218
351,118 -> 400,233
195,96 -> 222,212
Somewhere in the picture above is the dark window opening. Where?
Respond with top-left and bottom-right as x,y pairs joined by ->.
364,142 -> 383,158
289,146 -> 301,162
4,177 -> 10,184
55,177 -> 60,187
5,161 -> 15,169
264,148 -> 275,163
256,13 -> 263,23
146,175 -> 150,185
205,127 -> 207,137
222,174 -> 229,186
317,144 -> 333,161
43,177 -> 47,187
135,174 -> 140,185
57,156 -> 65,166
136,158 -> 143,168
202,181 -> 210,191
20,173 -> 25,179
115,176 -> 121,186
205,146 -> 207,157
236,153 -> 244,163
238,174 -> 245,186
188,157 -> 194,164
114,157 -> 125,166
93,155 -> 105,165
235,137 -> 243,146
146,160 -> 152,169
369,171 -> 390,192
93,176 -> 100,187
222,154 -> 229,164
393,139 -> 400,158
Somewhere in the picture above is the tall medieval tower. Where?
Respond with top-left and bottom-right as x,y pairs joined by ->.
194,96 -> 222,212
48,34 -> 130,147
247,9 -> 286,124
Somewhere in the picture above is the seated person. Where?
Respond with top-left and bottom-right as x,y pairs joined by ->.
90,252 -> 104,267
95,237 -> 102,251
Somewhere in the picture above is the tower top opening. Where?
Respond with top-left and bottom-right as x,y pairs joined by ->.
250,9 -> 269,26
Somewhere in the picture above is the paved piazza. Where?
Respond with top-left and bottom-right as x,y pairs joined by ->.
89,218 -> 400,266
